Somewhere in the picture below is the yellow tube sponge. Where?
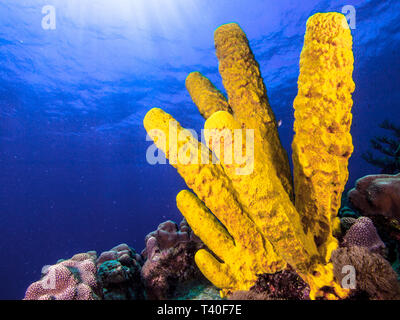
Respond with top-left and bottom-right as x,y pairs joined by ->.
204,111 -> 318,271
292,13 -> 355,262
214,23 -> 293,200
144,108 -> 286,293
185,71 -> 232,119
177,190 -> 285,295
143,12 -> 355,300
203,111 -> 348,300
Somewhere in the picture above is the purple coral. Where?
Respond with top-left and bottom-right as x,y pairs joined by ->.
342,217 -> 386,254
24,252 -> 100,300
141,218 -> 205,299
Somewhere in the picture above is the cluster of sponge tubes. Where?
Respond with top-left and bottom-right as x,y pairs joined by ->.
143,12 -> 355,300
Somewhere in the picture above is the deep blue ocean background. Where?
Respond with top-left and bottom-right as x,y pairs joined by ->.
0,0 -> 399,299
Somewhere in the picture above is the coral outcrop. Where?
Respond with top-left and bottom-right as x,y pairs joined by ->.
348,173 -> 400,221
144,13 -> 354,299
141,219 -> 206,299
24,252 -> 100,300
96,244 -> 144,300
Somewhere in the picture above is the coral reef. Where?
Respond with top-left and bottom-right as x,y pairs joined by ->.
25,12 -> 400,303
96,244 -> 144,300
23,220 -> 212,301
23,216 -> 400,300
331,246 -> 400,300
348,173 -> 400,221
24,252 -> 100,300
228,267 -> 310,300
342,217 -> 386,254
362,120 -> 400,174
141,219 -> 206,300
144,13 -> 354,299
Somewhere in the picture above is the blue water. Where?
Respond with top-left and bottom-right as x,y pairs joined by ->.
0,0 -> 399,299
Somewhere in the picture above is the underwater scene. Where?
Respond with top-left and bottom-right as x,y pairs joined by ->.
1,0 -> 400,302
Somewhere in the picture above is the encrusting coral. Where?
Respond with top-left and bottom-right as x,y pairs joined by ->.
143,13 -> 355,300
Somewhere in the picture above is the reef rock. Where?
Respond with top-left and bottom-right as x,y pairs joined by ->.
141,219 -> 206,300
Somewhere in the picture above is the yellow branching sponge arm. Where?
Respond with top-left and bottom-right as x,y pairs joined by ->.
214,23 -> 293,200
144,108 -> 285,294
292,13 -> 355,262
204,111 -> 319,270
186,71 -> 232,119
204,111 -> 348,300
